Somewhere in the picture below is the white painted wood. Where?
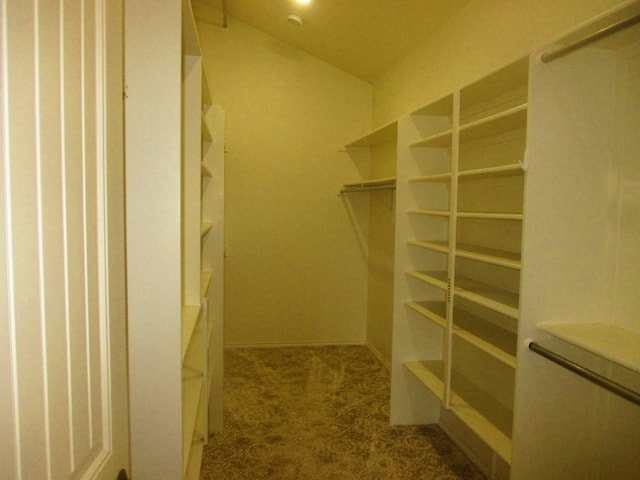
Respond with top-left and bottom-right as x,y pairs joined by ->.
125,0 -> 184,478
513,4 -> 640,477
204,105 -> 225,433
1,1 -> 129,478
126,1 -> 224,476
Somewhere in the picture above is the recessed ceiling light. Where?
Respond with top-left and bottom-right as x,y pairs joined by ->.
296,0 -> 312,4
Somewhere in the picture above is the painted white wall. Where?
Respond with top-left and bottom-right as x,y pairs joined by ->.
197,17 -> 373,346
372,0 -> 630,125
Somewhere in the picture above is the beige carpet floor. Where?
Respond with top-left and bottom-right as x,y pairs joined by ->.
200,345 -> 485,479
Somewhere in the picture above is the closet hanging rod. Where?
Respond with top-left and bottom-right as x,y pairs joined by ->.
528,341 -> 640,407
541,12 -> 640,63
340,184 -> 396,195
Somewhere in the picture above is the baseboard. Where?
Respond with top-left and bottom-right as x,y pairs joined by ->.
366,342 -> 391,371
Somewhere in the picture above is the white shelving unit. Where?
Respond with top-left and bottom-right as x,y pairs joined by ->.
393,3 -> 640,478
392,59 -> 527,477
125,1 -> 224,478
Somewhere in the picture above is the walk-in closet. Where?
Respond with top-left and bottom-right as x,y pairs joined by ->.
3,1 -> 637,479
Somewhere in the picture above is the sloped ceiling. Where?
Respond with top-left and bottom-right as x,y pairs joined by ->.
193,0 -> 474,82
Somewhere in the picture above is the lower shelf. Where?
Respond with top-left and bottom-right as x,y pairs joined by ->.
404,360 -> 445,400
402,359 -> 513,464
182,376 -> 203,475
449,370 -> 513,464
184,441 -> 204,480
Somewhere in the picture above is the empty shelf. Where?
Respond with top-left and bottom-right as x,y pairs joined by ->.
459,104 -> 528,143
182,376 -> 203,478
184,442 -> 204,480
456,211 -> 523,221
408,239 -> 450,254
537,322 -> 640,374
201,270 -> 212,300
458,163 -> 525,180
453,308 -> 517,368
408,209 -> 451,218
403,360 -> 445,401
455,243 -> 521,270
345,121 -> 398,148
409,172 -> 452,183
201,221 -> 213,237
406,270 -> 449,291
182,305 -> 202,362
454,276 -> 519,319
409,129 -> 453,148
406,301 -> 447,328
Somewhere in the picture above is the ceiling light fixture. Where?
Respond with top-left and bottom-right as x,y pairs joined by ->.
295,0 -> 312,4
287,14 -> 304,27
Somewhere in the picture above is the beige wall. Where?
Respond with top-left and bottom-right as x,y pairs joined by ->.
373,0 -> 630,125
197,17 -> 373,346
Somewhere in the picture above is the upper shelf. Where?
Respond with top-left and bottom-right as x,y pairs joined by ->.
345,121 -> 398,148
537,322 -> 640,374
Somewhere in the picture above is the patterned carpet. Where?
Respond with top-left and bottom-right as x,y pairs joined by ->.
200,345 -> 485,479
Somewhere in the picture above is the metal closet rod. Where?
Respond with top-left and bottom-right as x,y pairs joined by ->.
541,12 -> 640,63
340,184 -> 395,194
528,341 -> 640,407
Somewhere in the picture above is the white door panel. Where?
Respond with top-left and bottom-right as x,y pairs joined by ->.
1,1 -> 128,479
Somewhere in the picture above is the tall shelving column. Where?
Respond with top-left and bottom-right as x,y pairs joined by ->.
125,1 -> 223,478
444,58 -> 528,478
391,94 -> 455,424
391,58 -> 528,479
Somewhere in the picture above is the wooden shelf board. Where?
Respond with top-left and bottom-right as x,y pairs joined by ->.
184,441 -> 205,480
408,239 -> 450,254
408,209 -> 451,218
460,57 -> 528,116
537,322 -> 640,374
458,163 -> 525,180
181,305 -> 202,362
403,360 -> 445,401
201,114 -> 212,142
456,211 -> 523,221
345,120 -> 398,148
412,94 -> 454,117
454,276 -> 519,319
448,399 -> 513,464
201,221 -> 213,237
406,270 -> 449,291
409,129 -> 453,148
201,161 -> 213,177
459,104 -> 528,144
455,243 -> 521,270
449,369 -> 513,464
453,308 -> 517,368
201,270 -> 212,300
409,172 -> 452,183
406,301 -> 447,328
182,375 -> 203,475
